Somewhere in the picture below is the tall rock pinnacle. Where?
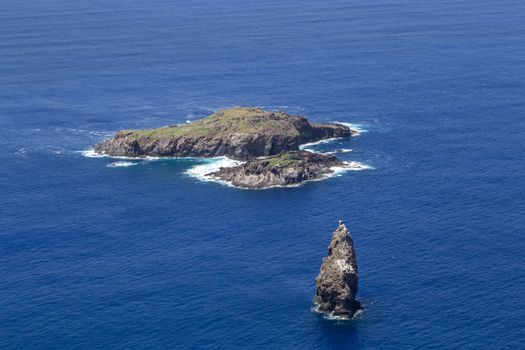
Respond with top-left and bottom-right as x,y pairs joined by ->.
314,221 -> 361,319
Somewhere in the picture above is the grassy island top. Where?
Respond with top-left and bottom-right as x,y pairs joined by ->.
255,151 -> 338,169
122,107 -> 306,140
265,152 -> 307,168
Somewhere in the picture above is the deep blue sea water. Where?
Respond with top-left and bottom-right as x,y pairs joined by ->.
1,0 -> 525,348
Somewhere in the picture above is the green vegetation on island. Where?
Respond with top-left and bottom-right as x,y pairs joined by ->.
94,107 -> 354,160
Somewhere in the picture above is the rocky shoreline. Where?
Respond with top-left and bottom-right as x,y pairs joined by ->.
94,107 -> 355,160
208,151 -> 349,189
315,221 -> 361,319
93,107 -> 361,188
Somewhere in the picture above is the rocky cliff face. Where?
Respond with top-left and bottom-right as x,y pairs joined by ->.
208,151 -> 346,189
315,221 -> 361,319
93,107 -> 354,160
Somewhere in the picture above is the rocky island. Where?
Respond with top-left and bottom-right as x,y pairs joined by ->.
315,221 -> 361,319
93,107 -> 360,188
209,151 -> 348,189
94,107 -> 355,159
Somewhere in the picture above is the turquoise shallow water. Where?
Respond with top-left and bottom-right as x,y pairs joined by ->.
1,0 -> 525,349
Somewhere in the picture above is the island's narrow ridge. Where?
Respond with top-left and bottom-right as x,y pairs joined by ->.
315,220 -> 361,319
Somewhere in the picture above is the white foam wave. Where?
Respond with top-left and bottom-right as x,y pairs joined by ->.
324,309 -> 363,321
79,149 -> 161,161
336,122 -> 368,135
344,161 -> 374,170
80,149 -> 107,158
89,131 -> 115,137
186,158 -> 372,189
342,161 -> 374,171
14,148 -> 28,156
185,157 -> 243,184
107,161 -> 138,168
307,148 -> 351,155
195,106 -> 215,112
311,304 -> 363,321
299,137 -> 342,151
55,127 -> 91,134
329,162 -> 374,177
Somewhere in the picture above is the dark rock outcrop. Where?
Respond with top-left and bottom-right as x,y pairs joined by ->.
315,221 -> 361,319
208,151 -> 347,189
93,107 -> 354,160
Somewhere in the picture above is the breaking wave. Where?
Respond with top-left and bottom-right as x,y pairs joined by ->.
335,122 -> 369,135
80,149 -> 107,158
299,137 -> 343,152
185,157 -> 243,184
306,149 -> 353,155
107,161 -> 138,168
328,162 -> 373,177
311,304 -> 364,321
14,148 -> 29,157
187,160 -> 373,190
79,149 -> 161,161
342,161 -> 374,171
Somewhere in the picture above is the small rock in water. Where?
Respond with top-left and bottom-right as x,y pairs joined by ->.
314,221 -> 361,319
208,150 -> 346,189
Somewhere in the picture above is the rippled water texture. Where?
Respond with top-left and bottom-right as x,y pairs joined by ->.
1,0 -> 524,349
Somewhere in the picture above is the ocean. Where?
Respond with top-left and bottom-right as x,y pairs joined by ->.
1,0 -> 524,348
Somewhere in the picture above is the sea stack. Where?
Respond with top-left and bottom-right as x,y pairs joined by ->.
314,220 -> 361,319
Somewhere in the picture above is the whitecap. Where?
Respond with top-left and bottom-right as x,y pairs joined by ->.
89,131 -> 115,137
311,303 -> 363,321
79,149 -> 162,161
14,148 -> 28,156
185,157 -> 243,184
107,161 -> 138,168
186,158 -> 372,189
323,309 -> 363,321
79,149 -> 107,158
56,127 -> 90,134
343,161 -> 374,170
335,122 -> 369,136
338,161 -> 374,172
329,162 -> 373,177
299,137 -> 343,152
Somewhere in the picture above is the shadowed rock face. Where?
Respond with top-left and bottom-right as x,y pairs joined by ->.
315,222 -> 361,319
208,151 -> 345,189
93,107 -> 353,160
